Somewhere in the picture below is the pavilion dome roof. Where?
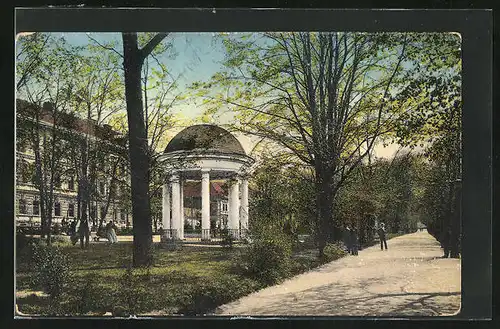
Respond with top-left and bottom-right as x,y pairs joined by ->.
164,124 -> 246,155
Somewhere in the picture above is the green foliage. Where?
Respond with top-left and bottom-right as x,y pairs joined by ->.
178,276 -> 259,315
219,228 -> 234,249
30,244 -> 71,299
249,154 -> 315,237
234,229 -> 293,285
320,242 -> 348,264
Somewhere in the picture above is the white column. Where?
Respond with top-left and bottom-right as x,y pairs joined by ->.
228,178 -> 240,238
180,178 -> 185,239
171,173 -> 180,239
241,178 -> 249,233
201,170 -> 211,240
162,183 -> 171,231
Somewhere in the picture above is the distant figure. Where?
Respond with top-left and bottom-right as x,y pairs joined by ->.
344,226 -> 352,254
349,228 -> 359,255
79,219 -> 90,249
377,223 -> 388,250
105,220 -> 118,244
70,219 -> 78,245
442,227 -> 452,258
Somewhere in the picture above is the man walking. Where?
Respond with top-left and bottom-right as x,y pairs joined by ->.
377,223 -> 388,250
344,226 -> 352,254
349,227 -> 359,256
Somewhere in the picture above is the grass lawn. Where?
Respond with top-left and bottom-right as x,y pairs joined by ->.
16,239 -> 322,316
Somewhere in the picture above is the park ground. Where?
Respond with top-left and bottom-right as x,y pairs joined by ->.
15,231 -> 460,317
215,230 -> 461,317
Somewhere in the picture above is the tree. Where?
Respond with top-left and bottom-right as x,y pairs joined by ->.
16,33 -> 50,91
16,35 -> 82,245
391,33 -> 461,257
194,32 -> 410,256
64,46 -> 126,248
122,32 -> 168,267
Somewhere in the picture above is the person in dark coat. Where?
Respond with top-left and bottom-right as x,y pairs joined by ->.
377,223 -> 388,250
79,219 -> 90,249
350,228 -> 359,255
442,227 -> 452,258
344,226 -> 352,254
69,219 -> 78,245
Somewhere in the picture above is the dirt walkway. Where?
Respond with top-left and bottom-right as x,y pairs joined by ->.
215,231 -> 461,317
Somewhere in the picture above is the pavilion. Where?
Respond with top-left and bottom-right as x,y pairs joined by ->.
157,124 -> 255,241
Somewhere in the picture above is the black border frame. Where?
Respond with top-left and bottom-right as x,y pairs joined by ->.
4,6 -> 493,328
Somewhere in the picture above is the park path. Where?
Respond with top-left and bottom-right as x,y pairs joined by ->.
214,231 -> 461,317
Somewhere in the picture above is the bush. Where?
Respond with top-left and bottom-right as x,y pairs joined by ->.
234,230 -> 292,285
178,276 -> 259,315
16,232 -> 39,251
219,229 -> 234,249
320,242 -> 348,264
30,244 -> 71,299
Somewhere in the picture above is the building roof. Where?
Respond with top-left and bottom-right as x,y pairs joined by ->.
16,98 -> 126,147
164,124 -> 246,155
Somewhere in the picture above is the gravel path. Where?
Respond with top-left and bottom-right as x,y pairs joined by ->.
214,231 -> 461,317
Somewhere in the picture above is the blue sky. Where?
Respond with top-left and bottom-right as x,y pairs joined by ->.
58,32 -> 225,91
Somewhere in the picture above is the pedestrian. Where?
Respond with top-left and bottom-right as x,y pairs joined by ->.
70,219 -> 78,245
442,227 -> 452,258
350,228 -> 359,255
106,220 -> 118,244
344,226 -> 352,254
377,223 -> 388,250
79,219 -> 90,249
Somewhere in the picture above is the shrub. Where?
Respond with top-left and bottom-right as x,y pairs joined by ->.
320,242 -> 348,264
178,276 -> 259,315
16,232 -> 39,251
52,223 -> 61,235
30,244 -> 71,299
234,230 -> 293,285
219,229 -> 234,249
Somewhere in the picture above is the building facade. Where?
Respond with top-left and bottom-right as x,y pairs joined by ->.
16,99 -> 131,231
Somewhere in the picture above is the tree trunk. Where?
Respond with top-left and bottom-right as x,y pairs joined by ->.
315,166 -> 337,257
123,33 -> 153,267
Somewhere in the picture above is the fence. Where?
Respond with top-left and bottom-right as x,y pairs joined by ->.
159,228 -> 250,243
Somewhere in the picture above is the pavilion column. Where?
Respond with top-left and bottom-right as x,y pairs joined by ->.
240,178 -> 249,235
228,178 -> 240,239
180,178 -> 185,239
201,170 -> 211,240
170,173 -> 180,239
162,183 -> 171,233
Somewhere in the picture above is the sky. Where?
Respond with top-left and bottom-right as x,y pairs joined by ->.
22,32 -> 413,159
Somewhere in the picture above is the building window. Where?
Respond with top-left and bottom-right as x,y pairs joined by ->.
19,199 -> 27,214
33,200 -> 39,215
120,210 -> 126,222
222,202 -> 228,212
100,206 -> 106,219
68,203 -> 75,217
54,202 -> 61,216
68,176 -> 74,190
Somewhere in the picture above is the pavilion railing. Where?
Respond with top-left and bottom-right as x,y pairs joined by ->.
160,228 -> 251,243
